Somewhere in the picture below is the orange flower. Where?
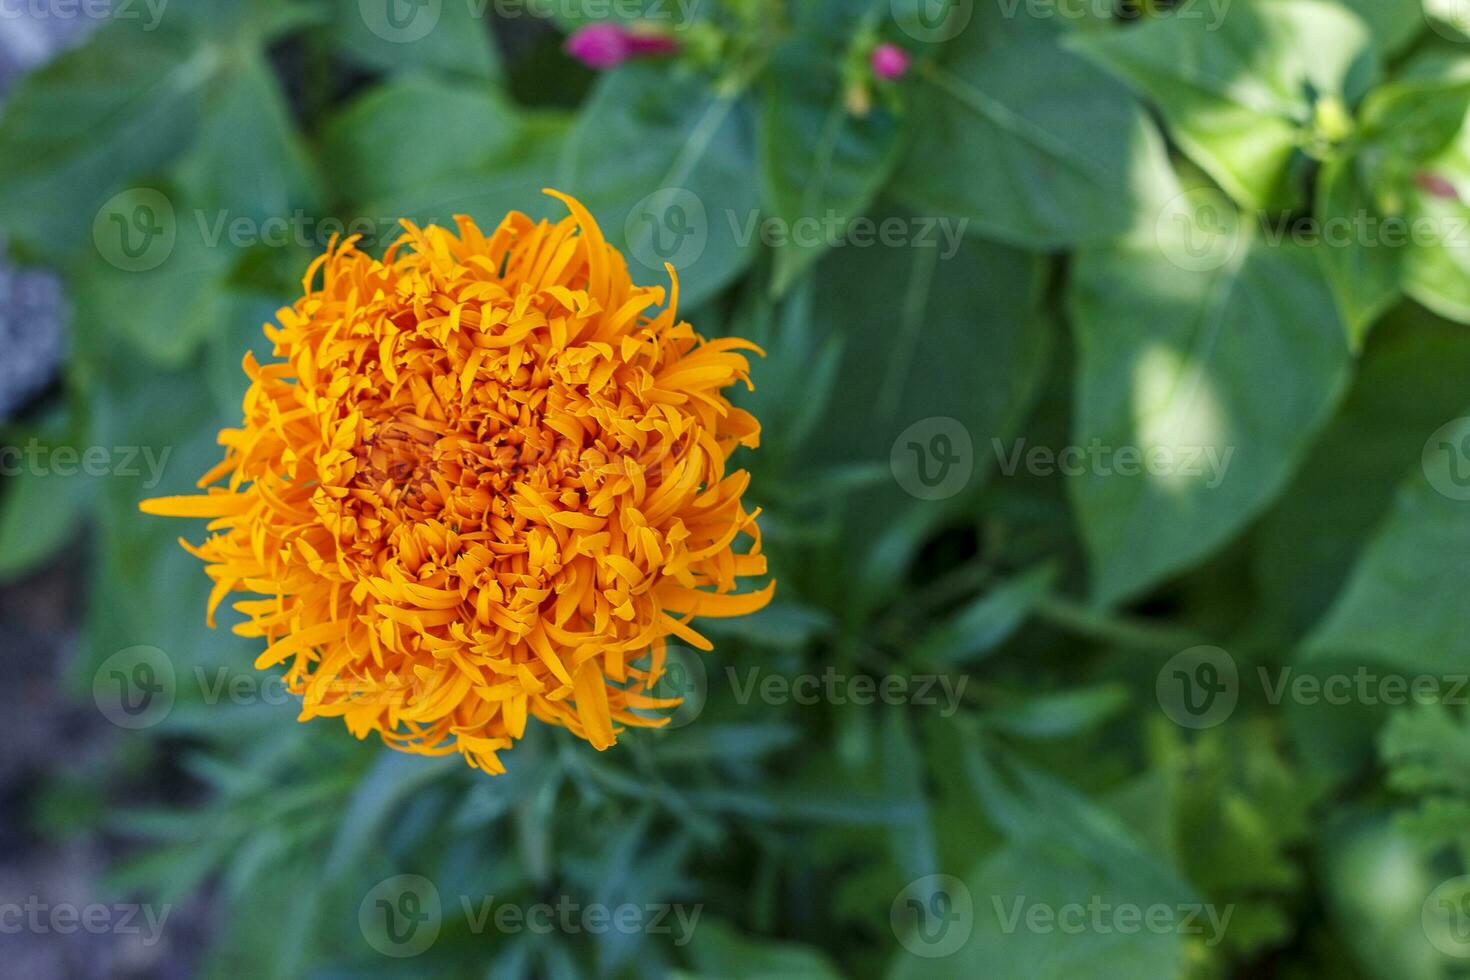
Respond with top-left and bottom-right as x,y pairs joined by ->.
141,190 -> 772,774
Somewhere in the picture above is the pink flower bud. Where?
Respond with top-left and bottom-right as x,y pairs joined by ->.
1417,170 -> 1462,202
871,43 -> 911,81
566,23 -> 677,70
566,24 -> 631,69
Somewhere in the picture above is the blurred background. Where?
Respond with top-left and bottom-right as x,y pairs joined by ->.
5,0 -> 1470,977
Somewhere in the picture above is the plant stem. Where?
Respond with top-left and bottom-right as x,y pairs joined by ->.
1031,594 -> 1211,652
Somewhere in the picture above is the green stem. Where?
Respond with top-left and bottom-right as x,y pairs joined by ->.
1031,594 -> 1211,652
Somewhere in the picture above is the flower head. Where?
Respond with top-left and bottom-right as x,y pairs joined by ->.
565,22 -> 678,70
871,43 -> 911,81
141,190 -> 772,774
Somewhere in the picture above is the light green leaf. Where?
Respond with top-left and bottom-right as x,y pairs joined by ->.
1072,0 -> 1377,209
1068,219 -> 1351,606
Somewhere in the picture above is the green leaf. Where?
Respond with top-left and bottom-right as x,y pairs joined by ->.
170,0 -> 320,40
1428,0 -> 1470,39
892,755 -> 1199,980
1323,54 -> 1470,331
698,601 -> 836,649
1356,53 -> 1470,166
914,563 -> 1058,666
361,113 -> 572,235
808,223 -> 1051,464
1068,219 -> 1351,606
1159,724 -> 1314,960
559,63 -> 760,308
1317,813 -> 1446,980
883,709 -> 937,883
980,684 -> 1129,740
805,204 -> 1052,614
0,21 -> 211,255
331,0 -> 501,82
759,38 -> 905,295
72,186 -> 235,367
321,74 -> 523,207
728,279 -> 844,468
897,32 -> 1170,247
174,50 -> 322,224
647,723 -> 801,765
1331,0 -> 1422,54
537,0 -> 705,30
1399,117 -> 1470,324
0,465 -> 91,582
1304,409 -> 1470,673
325,751 -> 457,878
1072,0 -> 1377,208
83,364 -> 239,668
206,292 -> 287,416
683,920 -> 845,979
1381,702 -> 1470,795
1255,305 -> 1470,636
1314,156 -> 1403,344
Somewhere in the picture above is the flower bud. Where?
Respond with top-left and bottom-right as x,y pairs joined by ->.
871,43 -> 911,81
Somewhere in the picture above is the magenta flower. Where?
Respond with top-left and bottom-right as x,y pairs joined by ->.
565,23 -> 677,70
871,43 -> 911,81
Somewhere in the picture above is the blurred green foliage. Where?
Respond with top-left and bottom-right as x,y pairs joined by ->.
5,0 -> 1470,977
